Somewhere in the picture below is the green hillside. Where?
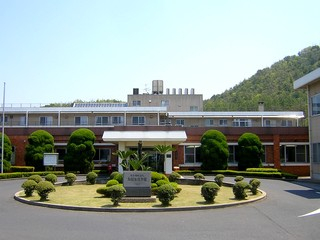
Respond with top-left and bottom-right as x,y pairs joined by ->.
204,45 -> 320,114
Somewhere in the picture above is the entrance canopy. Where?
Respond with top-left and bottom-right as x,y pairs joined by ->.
102,131 -> 187,145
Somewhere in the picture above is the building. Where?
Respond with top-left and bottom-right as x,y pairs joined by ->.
1,80 -> 310,175
294,68 -> 320,180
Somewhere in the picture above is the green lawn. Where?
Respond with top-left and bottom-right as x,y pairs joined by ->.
18,183 -> 262,208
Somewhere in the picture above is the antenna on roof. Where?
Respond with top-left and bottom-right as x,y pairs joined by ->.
143,84 -> 150,94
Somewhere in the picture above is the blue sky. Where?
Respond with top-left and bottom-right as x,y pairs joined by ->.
1,0 -> 320,104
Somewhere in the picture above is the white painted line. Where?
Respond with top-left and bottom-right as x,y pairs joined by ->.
299,208 -> 320,217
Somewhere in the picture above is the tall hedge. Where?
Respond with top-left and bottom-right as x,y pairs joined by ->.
25,130 -> 54,171
237,133 -> 264,171
200,130 -> 229,170
64,128 -> 96,173
0,133 -> 13,172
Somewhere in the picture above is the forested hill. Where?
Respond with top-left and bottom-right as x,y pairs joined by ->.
204,45 -> 320,114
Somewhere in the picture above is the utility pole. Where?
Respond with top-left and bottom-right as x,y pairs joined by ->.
1,82 -> 5,174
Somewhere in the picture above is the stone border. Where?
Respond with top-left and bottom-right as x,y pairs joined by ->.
14,179 -> 267,212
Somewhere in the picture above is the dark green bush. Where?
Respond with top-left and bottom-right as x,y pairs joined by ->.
201,182 -> 220,203
65,173 -> 77,186
214,174 -> 224,187
107,185 -> 126,206
106,179 -> 119,187
3,160 -> 11,172
169,182 -> 182,194
249,178 -> 261,195
157,184 -> 176,206
234,176 -> 244,182
86,171 -> 98,184
28,174 -> 43,183
233,181 -> 251,200
194,173 -> 205,180
11,166 -> 35,172
36,181 -> 55,201
21,179 -> 37,197
45,173 -> 57,184
168,172 -> 181,182
151,183 -> 158,195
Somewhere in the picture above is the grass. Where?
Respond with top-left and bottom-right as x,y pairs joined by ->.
18,183 -> 262,208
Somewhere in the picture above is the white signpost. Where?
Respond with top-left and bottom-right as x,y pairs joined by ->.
43,153 -> 59,167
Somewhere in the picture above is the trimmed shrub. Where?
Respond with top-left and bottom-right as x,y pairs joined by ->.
45,173 -> 57,184
107,185 -> 126,206
96,187 -> 111,197
3,160 -> 11,173
214,174 -> 224,187
65,173 -> 77,186
201,182 -> 220,203
151,183 -> 158,195
112,173 -> 123,183
169,182 -> 182,194
110,171 -> 119,180
151,171 -> 168,183
194,173 -> 205,180
157,184 -> 176,206
233,181 -> 251,200
234,176 -> 244,182
10,166 -> 35,172
36,181 -> 55,201
249,178 -> 261,195
106,179 -> 119,187
246,168 -> 279,172
86,171 -> 98,185
156,179 -> 170,187
168,172 -> 181,182
28,174 -> 43,183
21,179 -> 37,197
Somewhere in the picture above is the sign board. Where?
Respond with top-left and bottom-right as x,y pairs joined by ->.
123,171 -> 151,197
43,153 -> 59,166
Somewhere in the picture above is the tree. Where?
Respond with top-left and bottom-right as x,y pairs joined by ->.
112,150 -> 135,171
200,130 -> 229,170
237,133 -> 264,171
153,145 -> 176,172
25,130 -> 54,171
0,133 -> 13,172
64,128 -> 96,173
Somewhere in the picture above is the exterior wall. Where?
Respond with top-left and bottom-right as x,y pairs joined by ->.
127,93 -> 203,112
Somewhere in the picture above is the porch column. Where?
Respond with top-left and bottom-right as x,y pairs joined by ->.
164,150 -> 173,174
273,135 -> 281,169
118,142 -> 125,173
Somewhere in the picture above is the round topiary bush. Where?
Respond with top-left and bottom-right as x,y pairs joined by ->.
86,171 -> 98,185
35,181 -> 56,201
45,173 -> 57,184
233,181 -> 251,200
28,175 -> 43,183
156,179 -> 170,187
249,178 -> 261,195
106,184 -> 126,206
168,172 -> 181,182
96,187 -> 111,197
214,174 -> 225,187
112,173 -> 123,183
21,179 -> 37,197
65,173 -> 77,186
169,182 -> 182,194
234,176 -> 244,182
151,172 -> 168,183
151,183 -> 158,195
109,171 -> 119,180
106,179 -> 119,187
201,182 -> 220,203
194,173 -> 205,180
157,184 -> 176,206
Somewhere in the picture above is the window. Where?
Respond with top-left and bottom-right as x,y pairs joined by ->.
205,119 -> 214,126
176,119 -> 184,126
312,143 -> 320,162
132,116 -> 145,125
132,100 -> 141,106
95,116 -> 109,125
40,116 -> 53,126
233,119 -> 252,127
93,148 -> 111,164
20,116 -> 26,126
0,116 -> 8,124
311,93 -> 320,115
161,100 -> 169,107
75,116 -> 88,125
190,106 -> 198,111
184,145 -> 201,164
281,120 -> 293,127
112,116 -> 124,125
228,145 -> 238,163
219,119 -> 228,126
280,144 -> 310,163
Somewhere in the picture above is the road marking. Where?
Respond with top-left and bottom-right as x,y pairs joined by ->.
299,208 -> 320,217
